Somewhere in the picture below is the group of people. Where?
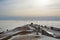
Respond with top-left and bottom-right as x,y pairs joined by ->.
30,22 -> 48,35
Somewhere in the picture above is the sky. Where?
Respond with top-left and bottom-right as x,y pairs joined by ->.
0,0 -> 60,17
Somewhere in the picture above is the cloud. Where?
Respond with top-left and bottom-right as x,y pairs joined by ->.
46,0 -> 60,9
0,0 -> 60,17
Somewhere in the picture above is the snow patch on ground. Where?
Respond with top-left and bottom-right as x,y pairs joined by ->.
8,33 -> 59,40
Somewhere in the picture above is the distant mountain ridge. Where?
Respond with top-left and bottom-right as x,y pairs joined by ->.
0,16 -> 60,21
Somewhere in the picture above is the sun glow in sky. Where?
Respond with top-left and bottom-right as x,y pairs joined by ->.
33,0 -> 51,7
0,0 -> 60,17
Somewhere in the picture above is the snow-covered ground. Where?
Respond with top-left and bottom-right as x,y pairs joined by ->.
8,33 -> 59,40
0,24 -> 60,40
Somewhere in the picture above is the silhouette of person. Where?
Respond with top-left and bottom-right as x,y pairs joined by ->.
30,22 -> 33,26
7,29 -> 8,31
36,26 -> 40,35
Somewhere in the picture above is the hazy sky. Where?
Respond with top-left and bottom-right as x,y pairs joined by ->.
0,0 -> 60,17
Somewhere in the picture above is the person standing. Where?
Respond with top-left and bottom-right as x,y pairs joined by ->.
36,26 -> 40,35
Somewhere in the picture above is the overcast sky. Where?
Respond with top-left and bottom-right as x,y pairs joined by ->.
0,0 -> 60,17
